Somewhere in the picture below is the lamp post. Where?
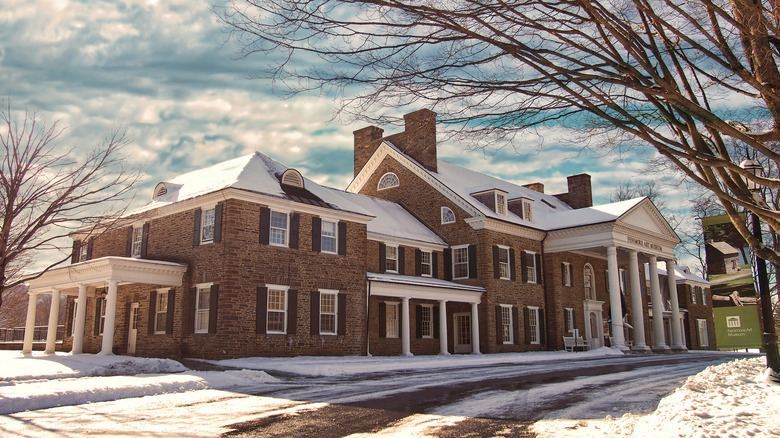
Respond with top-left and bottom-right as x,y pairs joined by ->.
740,159 -> 780,374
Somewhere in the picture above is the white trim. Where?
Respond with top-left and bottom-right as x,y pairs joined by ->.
420,304 -> 434,338
465,217 -> 547,240
266,285 -> 289,335
269,209 -> 290,247
500,304 -> 514,344
367,232 -> 446,251
525,250 -> 538,284
193,282 -> 213,334
452,244 -> 469,280
420,250 -> 433,278
319,288 -> 338,335
385,301 -> 400,338
584,263 -> 596,300
528,306 -> 540,345
154,288 -> 169,334
320,219 -> 338,254
497,245 -> 511,280
377,172 -> 400,190
385,244 -> 399,273
441,206 -> 456,224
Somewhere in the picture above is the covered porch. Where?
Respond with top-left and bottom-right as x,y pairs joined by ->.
23,257 -> 187,355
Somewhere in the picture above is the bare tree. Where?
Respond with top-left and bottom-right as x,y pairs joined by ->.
217,0 -> 780,266
0,103 -> 139,307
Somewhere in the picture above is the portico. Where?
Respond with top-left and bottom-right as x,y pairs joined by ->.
23,257 -> 187,355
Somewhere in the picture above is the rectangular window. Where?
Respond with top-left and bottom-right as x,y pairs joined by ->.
697,319 -> 709,347
194,286 -> 211,333
420,251 -> 432,277
267,288 -> 287,334
700,287 -> 708,305
690,286 -> 697,304
528,307 -> 540,344
562,262 -> 572,287
98,298 -> 107,335
131,226 -> 143,258
619,269 -> 627,295
453,245 -> 469,279
79,243 -> 89,262
522,199 -> 533,222
498,246 -> 511,280
321,220 -> 337,254
155,291 -> 168,334
385,245 -> 398,273
320,292 -> 337,335
386,302 -> 399,338
565,308 -> 575,334
496,192 -> 507,215
201,208 -> 215,243
501,304 -> 513,344
270,211 -> 289,246
526,252 -> 537,284
421,304 -> 433,338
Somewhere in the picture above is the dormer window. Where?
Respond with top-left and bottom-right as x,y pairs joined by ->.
495,192 -> 507,215
378,172 -> 400,190
471,189 -> 508,215
281,169 -> 304,188
522,199 -> 533,222
154,184 -> 167,198
152,182 -> 182,201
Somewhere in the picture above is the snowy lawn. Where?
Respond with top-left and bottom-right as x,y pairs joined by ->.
0,349 -> 777,437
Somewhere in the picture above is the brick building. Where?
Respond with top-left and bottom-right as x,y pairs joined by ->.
21,110 -> 710,358
651,263 -> 715,350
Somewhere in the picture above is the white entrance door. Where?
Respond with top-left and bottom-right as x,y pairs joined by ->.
127,302 -> 139,355
453,313 -> 471,353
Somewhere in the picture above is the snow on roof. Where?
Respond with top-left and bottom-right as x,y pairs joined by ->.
542,197 -> 647,230
367,272 -> 485,292
708,241 -> 739,255
651,262 -> 709,285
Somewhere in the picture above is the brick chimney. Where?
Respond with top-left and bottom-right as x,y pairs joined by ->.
353,125 -> 385,177
385,109 -> 438,172
522,182 -> 544,193
563,174 -> 592,209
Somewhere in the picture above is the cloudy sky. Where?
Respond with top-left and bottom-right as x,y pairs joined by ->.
3,0 -> 700,262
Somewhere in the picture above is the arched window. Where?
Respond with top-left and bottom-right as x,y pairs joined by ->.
584,264 -> 595,300
441,207 -> 456,224
377,172 -> 400,190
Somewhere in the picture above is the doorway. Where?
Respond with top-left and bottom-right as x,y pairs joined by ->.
453,313 -> 471,353
127,302 -> 139,355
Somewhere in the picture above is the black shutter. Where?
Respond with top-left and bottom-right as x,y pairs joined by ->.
444,249 -> 452,280
147,292 -> 156,335
521,251 -> 528,283
572,310 -> 577,333
415,249 -> 422,277
66,300 -> 75,336
433,306 -> 440,339
287,289 -> 298,334
94,298 -> 103,336
495,306 -> 503,345
468,245 -> 477,279
561,263 -> 566,286
213,203 -> 223,243
310,290 -> 320,335
493,246 -> 500,279
312,217 -> 322,252
186,287 -> 196,335
338,222 -> 347,255
570,264 -> 575,288
535,254 -> 542,285
208,284 -> 219,334
379,243 -> 387,273
337,293 -> 347,336
193,208 -> 202,246
289,213 -> 300,249
415,305 -> 423,338
432,253 -> 439,279
563,309 -> 570,333
256,286 -> 268,334
72,240 -> 81,264
509,249 -> 517,281
141,223 -> 149,258
259,207 -> 270,245
165,289 -> 176,335
524,307 -> 531,345
539,308 -> 546,344
126,227 -> 133,257
513,306 -> 521,345
86,239 -> 93,260
398,247 -> 405,275
378,302 -> 387,338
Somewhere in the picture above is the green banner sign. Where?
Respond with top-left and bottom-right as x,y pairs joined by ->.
713,306 -> 762,350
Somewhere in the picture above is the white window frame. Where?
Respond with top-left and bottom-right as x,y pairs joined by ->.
441,207 -> 456,224
320,289 -> 338,335
194,283 -> 212,334
690,285 -> 697,304
584,264 -> 595,300
420,250 -> 432,277
696,319 -> 709,347
131,225 -> 144,258
452,244 -> 469,280
495,191 -> 507,215
528,306 -> 540,344
378,172 -> 400,190
386,301 -> 399,338
320,219 -> 338,254
421,304 -> 433,338
565,307 -> 575,334
79,242 -> 89,262
266,285 -> 288,334
526,251 -> 537,284
522,199 -> 534,222
500,304 -> 513,344
498,245 -> 511,280
154,289 -> 168,334
200,207 -> 216,244
562,262 -> 572,287
269,210 -> 289,247
98,296 -> 107,335
385,245 -> 399,273
700,287 -> 708,305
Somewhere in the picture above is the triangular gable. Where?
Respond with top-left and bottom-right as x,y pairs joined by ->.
617,198 -> 680,243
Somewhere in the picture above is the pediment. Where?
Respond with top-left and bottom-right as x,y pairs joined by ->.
617,199 -> 679,242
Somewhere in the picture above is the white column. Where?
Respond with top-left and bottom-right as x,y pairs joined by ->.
607,246 -> 627,350
44,289 -> 61,354
470,302 -> 481,354
99,280 -> 119,355
649,256 -> 669,352
71,284 -> 88,354
629,251 -> 650,352
438,300 -> 449,355
666,259 -> 687,352
400,297 -> 412,356
22,292 -> 39,354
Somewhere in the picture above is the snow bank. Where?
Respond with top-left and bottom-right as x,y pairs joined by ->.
1,351 -> 187,381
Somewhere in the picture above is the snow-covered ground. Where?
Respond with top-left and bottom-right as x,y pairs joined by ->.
0,349 -> 777,437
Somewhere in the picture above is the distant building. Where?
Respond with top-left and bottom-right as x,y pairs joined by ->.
706,241 -> 741,276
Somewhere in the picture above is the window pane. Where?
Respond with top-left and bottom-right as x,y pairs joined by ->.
420,251 -> 431,276
529,308 -> 538,343
270,211 -> 288,245
386,304 -> 399,337
386,246 -> 398,272
526,253 -> 536,283
202,209 -> 215,242
195,288 -> 210,332
499,248 -> 510,279
322,221 -> 337,253
454,247 -> 469,278
132,227 -> 143,257
441,207 -> 456,224
501,306 -> 512,343
197,289 -> 210,310
421,306 -> 432,338
320,293 -> 337,334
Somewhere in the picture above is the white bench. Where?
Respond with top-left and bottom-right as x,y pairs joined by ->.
563,336 -> 576,352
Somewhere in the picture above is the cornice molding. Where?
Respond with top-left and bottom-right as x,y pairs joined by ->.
465,217 -> 547,240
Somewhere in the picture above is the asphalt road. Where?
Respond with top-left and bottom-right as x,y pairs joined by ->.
221,352 -> 747,437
